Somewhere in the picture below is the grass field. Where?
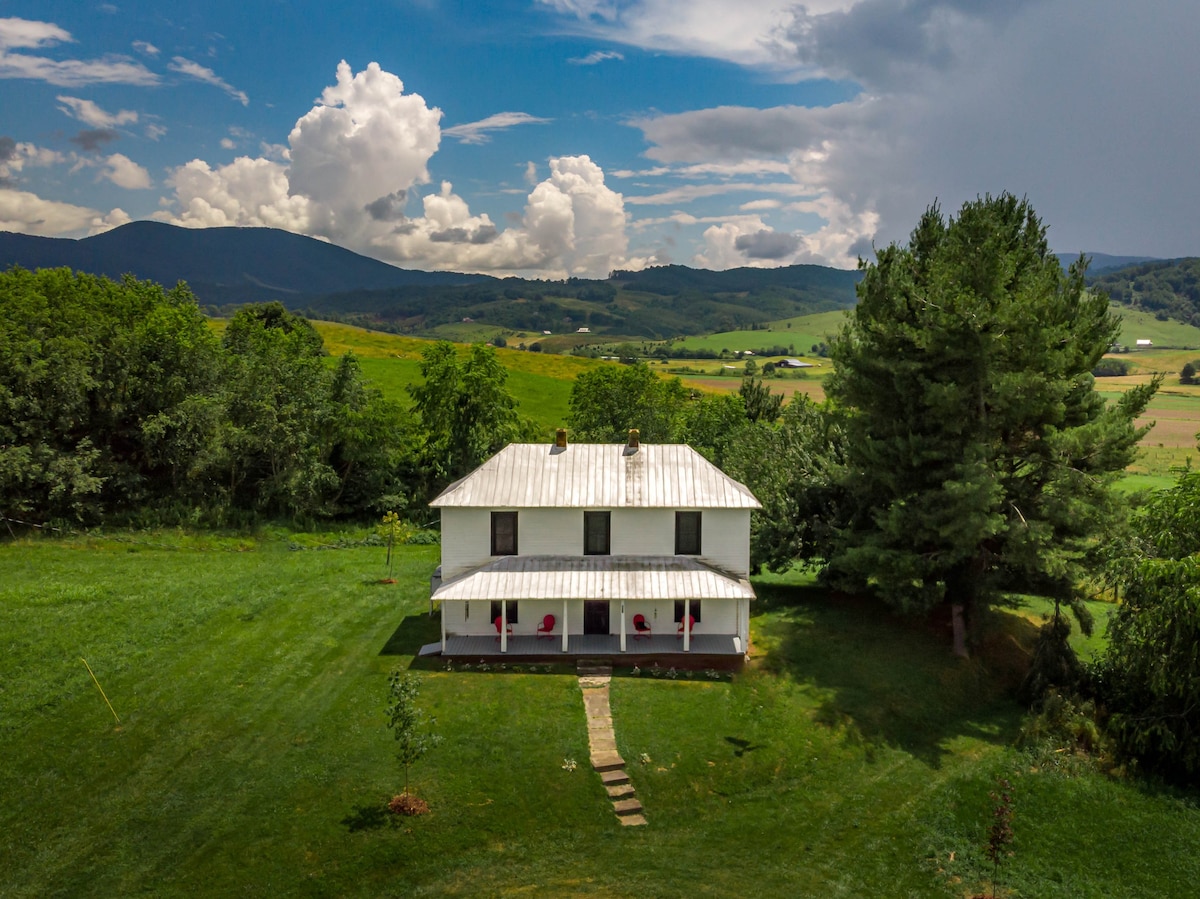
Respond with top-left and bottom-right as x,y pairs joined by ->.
3,534 -> 1199,898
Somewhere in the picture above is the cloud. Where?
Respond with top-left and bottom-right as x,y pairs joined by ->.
101,153 -> 152,189
132,40 -> 159,56
145,123 -> 167,140
0,17 -> 160,86
159,62 -> 632,277
168,56 -> 248,105
0,187 -> 128,235
0,138 -> 64,185
735,228 -> 800,259
56,95 -> 139,128
569,49 -> 624,65
70,128 -> 119,153
537,0 -> 814,70
443,111 -> 552,145
524,161 -> 538,185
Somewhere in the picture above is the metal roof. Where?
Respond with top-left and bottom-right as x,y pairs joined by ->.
431,554 -> 756,603
430,443 -> 761,509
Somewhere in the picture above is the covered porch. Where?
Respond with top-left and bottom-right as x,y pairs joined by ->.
430,554 -> 754,657
434,632 -> 742,658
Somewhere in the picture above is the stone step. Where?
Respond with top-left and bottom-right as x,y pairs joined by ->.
618,813 -> 648,827
591,751 -> 625,772
600,769 -> 629,786
612,798 -> 644,815
606,783 -> 636,800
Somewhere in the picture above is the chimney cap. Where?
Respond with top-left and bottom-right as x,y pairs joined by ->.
627,428 -> 640,449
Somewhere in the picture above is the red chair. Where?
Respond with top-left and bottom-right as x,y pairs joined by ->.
536,614 -> 556,639
494,615 -> 513,642
676,615 -> 695,638
633,614 -> 652,640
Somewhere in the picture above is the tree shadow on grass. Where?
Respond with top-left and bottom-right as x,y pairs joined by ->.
341,800 -> 389,832
751,580 -> 1035,769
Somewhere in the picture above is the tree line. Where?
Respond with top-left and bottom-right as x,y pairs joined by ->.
0,268 -> 535,529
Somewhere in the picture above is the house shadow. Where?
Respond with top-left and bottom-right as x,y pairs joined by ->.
750,580 -> 1036,769
379,614 -> 441,668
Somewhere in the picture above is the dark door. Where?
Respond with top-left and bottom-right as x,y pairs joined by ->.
583,600 -> 610,635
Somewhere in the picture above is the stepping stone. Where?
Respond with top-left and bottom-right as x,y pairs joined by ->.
591,751 -> 625,772
578,676 -> 611,688
612,798 -> 644,815
619,814 -> 648,827
600,769 -> 629,786
606,783 -> 635,799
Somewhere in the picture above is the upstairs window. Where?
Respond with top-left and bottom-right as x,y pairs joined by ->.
491,511 -> 518,555
584,511 -> 611,555
675,511 -> 702,555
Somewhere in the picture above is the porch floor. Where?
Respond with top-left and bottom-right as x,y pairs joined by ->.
437,633 -> 741,658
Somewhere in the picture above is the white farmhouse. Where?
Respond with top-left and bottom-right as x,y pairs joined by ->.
428,430 -> 761,661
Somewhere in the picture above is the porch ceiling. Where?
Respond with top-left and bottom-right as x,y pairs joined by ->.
431,554 -> 754,603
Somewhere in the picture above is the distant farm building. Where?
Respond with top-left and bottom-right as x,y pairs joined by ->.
777,359 -> 814,369
1135,339 -> 1153,348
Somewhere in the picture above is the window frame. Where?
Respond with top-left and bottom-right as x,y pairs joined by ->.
491,511 -> 518,556
675,511 -> 702,555
673,600 -> 702,623
583,511 -> 612,556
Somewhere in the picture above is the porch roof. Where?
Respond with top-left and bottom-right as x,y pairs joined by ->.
431,554 -> 755,603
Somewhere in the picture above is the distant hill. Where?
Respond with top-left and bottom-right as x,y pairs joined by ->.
309,263 -> 862,340
1088,258 -> 1200,328
1056,252 -> 1161,276
0,221 -> 491,306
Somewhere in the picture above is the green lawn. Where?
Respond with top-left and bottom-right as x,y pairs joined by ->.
3,535 -> 1198,897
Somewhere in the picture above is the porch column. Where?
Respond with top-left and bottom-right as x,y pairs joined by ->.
561,598 -> 569,653
440,601 -> 446,653
501,601 -> 508,653
684,598 -> 691,652
619,600 -> 627,652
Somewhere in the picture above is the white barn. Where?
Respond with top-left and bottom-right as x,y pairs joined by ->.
428,430 -> 761,661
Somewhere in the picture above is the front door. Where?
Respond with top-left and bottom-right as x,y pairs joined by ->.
583,600 -> 610,635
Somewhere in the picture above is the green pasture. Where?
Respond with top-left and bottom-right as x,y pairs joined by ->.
3,535 -> 1198,898
1111,305 -> 1200,349
667,310 -> 849,355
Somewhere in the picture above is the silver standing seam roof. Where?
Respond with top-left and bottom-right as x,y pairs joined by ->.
431,554 -> 755,603
430,443 -> 762,509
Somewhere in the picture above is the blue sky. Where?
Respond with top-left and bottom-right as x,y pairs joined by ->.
2,1 -> 1197,278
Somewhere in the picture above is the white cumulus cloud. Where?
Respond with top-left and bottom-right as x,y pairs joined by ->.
0,187 -> 128,235
101,153 -> 152,189
159,62 -> 633,278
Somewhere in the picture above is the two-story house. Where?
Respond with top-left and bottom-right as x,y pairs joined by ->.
428,429 -> 761,661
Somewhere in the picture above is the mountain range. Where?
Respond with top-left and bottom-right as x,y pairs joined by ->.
0,221 -> 490,307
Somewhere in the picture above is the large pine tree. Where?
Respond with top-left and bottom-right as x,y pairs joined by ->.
825,194 -> 1157,655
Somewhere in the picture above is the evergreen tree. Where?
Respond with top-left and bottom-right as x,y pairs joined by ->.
825,195 -> 1157,655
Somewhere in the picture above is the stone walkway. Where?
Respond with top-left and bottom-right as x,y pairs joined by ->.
578,661 -> 647,827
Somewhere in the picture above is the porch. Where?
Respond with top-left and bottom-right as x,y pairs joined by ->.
425,631 -> 742,660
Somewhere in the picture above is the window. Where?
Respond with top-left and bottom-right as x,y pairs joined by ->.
673,600 -> 702,623
675,511 -> 702,555
584,511 -> 611,555
491,511 -> 517,555
490,600 -> 519,624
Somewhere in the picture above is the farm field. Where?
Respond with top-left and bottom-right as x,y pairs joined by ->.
309,316 -> 1200,478
3,534 -> 1198,898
